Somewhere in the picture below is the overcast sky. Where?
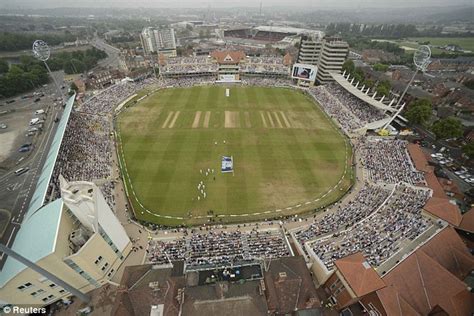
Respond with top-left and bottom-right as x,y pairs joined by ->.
3,0 -> 473,9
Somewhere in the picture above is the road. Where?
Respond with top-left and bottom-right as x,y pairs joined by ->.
91,37 -> 121,70
0,72 -> 67,268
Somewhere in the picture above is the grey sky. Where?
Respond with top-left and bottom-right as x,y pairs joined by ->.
3,0 -> 473,9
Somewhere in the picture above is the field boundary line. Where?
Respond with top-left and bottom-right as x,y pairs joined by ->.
116,85 -> 354,224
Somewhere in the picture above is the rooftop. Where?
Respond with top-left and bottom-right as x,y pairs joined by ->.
264,256 -> 321,314
382,227 -> 474,316
334,253 -> 386,298
0,199 -> 64,287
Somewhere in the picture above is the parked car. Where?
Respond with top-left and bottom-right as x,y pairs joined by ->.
0,123 -> 7,129
14,167 -> 29,176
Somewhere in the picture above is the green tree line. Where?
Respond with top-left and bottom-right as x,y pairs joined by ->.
0,32 -> 77,52
0,57 -> 49,98
47,47 -> 107,74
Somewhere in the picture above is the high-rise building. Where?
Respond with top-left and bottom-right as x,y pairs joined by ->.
0,177 -> 132,306
296,35 -> 348,85
297,35 -> 322,66
140,27 -> 177,57
316,37 -> 349,84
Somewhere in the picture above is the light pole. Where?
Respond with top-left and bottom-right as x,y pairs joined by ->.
32,40 -> 65,104
381,45 -> 431,131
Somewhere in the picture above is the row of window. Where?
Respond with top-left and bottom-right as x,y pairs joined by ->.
17,281 -> 67,304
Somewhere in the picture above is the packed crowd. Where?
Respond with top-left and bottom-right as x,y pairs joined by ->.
294,184 -> 391,245
325,83 -> 386,124
311,184 -> 432,269
78,78 -> 158,115
48,79 -> 158,207
308,85 -> 362,133
242,77 -> 292,87
147,229 -> 290,269
241,57 -> 288,74
358,139 -> 425,185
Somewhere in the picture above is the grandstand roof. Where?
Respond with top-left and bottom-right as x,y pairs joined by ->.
0,94 -> 75,287
382,227 -> 474,316
25,94 -> 75,220
331,73 -> 396,112
334,252 -> 386,297
406,143 -> 431,173
254,26 -> 323,38
0,199 -> 64,287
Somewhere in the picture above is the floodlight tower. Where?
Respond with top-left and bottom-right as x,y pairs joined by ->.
32,40 -> 65,104
381,45 -> 431,131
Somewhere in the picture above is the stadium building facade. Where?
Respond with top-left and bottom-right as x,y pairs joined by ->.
0,96 -> 131,307
0,178 -> 131,306
297,36 -> 349,85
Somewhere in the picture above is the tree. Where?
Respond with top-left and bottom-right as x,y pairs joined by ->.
0,59 -> 9,74
463,142 -> 474,159
373,63 -> 389,72
352,67 -> 365,83
342,59 -> 355,74
405,99 -> 432,125
431,117 -> 463,140
376,80 -> 391,97
70,82 -> 78,92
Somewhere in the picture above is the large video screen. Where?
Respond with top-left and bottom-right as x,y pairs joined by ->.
291,64 -> 317,82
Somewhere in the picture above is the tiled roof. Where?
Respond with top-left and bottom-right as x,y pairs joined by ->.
406,143 -> 431,173
264,256 -> 320,313
459,208 -> 474,233
382,227 -> 474,316
376,285 -> 421,316
334,253 -> 386,297
424,196 -> 462,226
210,50 -> 246,64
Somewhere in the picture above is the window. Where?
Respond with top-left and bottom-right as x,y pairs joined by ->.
17,282 -> 33,291
49,283 -> 57,288
59,289 -> 66,294
94,256 -> 103,265
107,269 -> 115,278
42,295 -> 55,303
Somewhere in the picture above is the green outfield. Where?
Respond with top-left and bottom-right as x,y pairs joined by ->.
117,86 -> 353,225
